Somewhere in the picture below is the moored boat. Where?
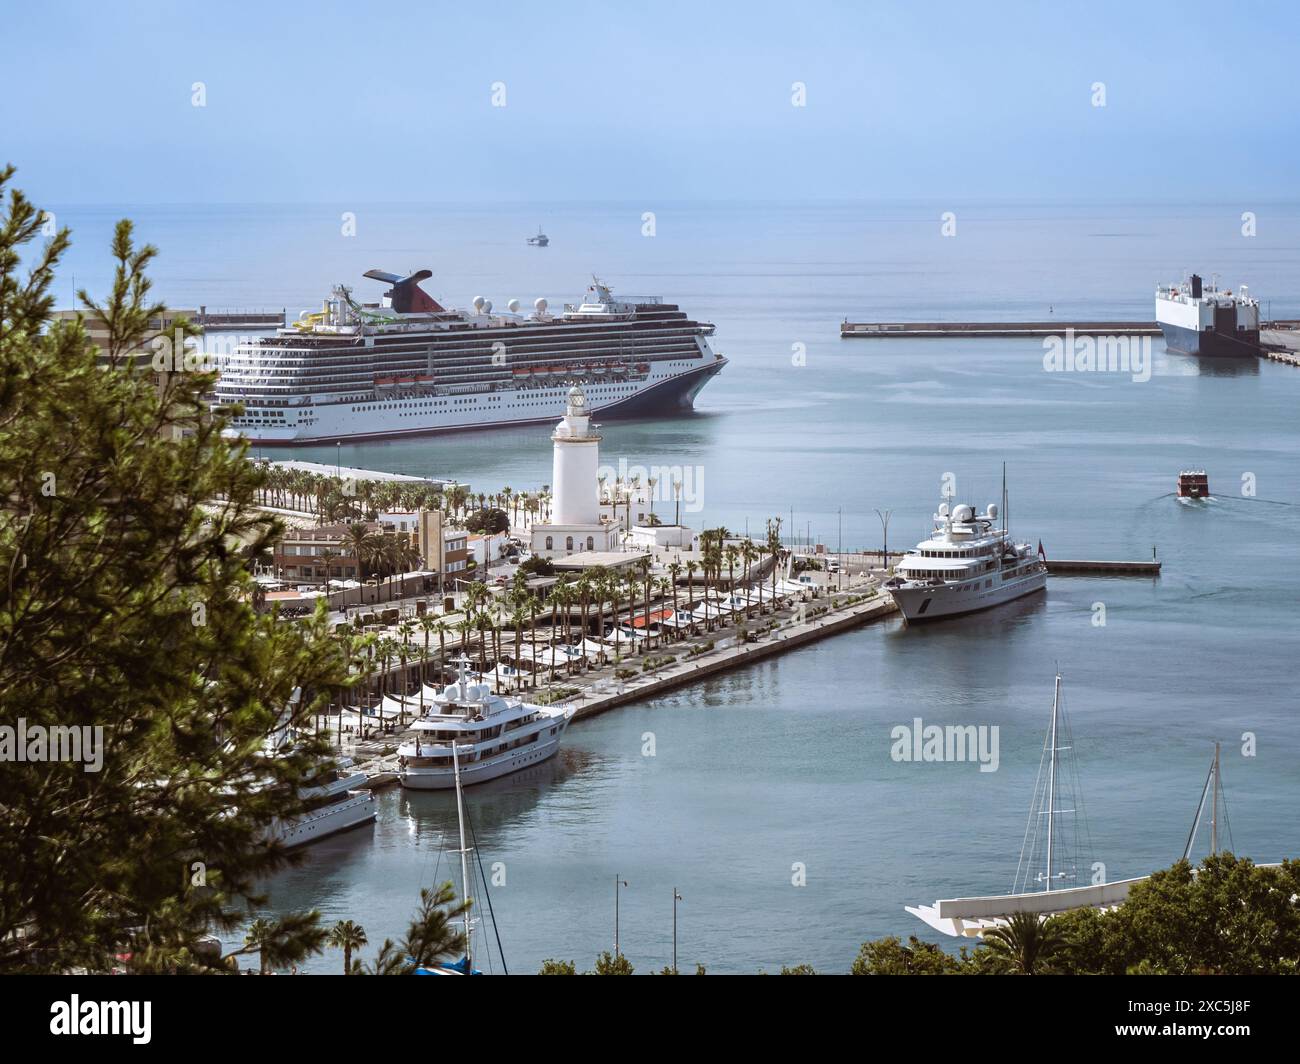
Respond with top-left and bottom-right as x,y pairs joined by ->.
396,656 -> 573,789
884,474 -> 1046,622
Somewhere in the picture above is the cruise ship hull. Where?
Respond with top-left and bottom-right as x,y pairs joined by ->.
230,360 -> 724,446
1158,323 -> 1260,359
399,723 -> 568,789
888,568 -> 1047,622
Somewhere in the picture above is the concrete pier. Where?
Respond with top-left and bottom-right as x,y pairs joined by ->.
842,319 -> 1300,340
1045,559 -> 1161,575
841,320 -> 1162,339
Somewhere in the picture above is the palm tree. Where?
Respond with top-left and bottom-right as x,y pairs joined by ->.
396,619 -> 415,724
417,615 -> 438,715
509,602 -> 529,692
328,920 -> 368,975
981,912 -> 1064,975
724,544 -> 740,626
666,561 -> 682,640
344,523 -> 376,606
575,575 -> 593,664
433,618 -> 449,685
320,547 -> 338,590
638,556 -> 653,652
765,517 -> 783,614
740,541 -> 760,617
685,560 -> 699,637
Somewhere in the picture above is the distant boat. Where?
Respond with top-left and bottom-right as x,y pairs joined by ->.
1155,273 -> 1261,357
1177,470 -> 1210,499
527,227 -> 549,247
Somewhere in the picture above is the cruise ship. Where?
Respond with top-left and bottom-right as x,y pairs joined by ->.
884,499 -> 1046,622
396,657 -> 573,789
1155,273 -> 1261,358
213,271 -> 726,444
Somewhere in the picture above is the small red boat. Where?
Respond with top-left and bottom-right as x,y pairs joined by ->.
1177,470 -> 1210,498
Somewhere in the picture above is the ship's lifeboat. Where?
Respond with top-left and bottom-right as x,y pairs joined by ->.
635,362 -> 650,373
611,361 -> 628,376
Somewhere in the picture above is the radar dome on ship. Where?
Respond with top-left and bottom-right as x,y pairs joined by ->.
952,503 -> 974,522
482,300 -> 493,314
987,503 -> 999,519
938,502 -> 950,516
534,297 -> 548,313
507,298 -> 520,313
472,296 -> 485,312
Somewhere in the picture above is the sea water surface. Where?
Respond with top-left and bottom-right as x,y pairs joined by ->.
49,200 -> 1300,972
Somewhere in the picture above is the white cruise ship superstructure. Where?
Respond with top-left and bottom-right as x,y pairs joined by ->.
213,270 -> 726,444
884,500 -> 1046,622
396,658 -> 573,789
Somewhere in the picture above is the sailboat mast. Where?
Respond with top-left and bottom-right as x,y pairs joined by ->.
1211,741 -> 1220,856
452,741 -> 473,969
1045,673 -> 1060,892
1002,462 -> 1008,540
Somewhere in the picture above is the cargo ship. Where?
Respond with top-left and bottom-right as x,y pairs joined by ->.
1155,273 -> 1261,358
213,271 -> 726,444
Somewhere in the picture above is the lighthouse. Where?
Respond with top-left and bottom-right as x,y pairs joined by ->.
551,385 -> 601,526
529,385 -> 619,559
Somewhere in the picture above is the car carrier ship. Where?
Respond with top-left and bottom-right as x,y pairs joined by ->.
1155,273 -> 1261,358
212,270 -> 726,444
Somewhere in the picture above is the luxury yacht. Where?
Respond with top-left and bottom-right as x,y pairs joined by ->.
884,496 -> 1046,622
267,758 -> 377,848
397,657 -> 573,789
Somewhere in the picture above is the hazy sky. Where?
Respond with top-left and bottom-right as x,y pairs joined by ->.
4,0 -> 1298,205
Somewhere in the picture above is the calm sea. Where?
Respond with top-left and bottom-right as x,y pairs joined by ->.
50,200 -> 1300,972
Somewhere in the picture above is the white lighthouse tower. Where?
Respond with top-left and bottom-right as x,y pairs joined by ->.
530,385 -> 619,559
551,385 -> 600,526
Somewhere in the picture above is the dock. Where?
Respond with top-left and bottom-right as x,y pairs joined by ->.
195,308 -> 285,331
841,320 -> 1162,339
1045,559 -> 1161,575
841,319 -> 1300,340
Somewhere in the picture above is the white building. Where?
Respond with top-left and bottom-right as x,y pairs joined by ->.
627,524 -> 699,551
530,386 -> 621,559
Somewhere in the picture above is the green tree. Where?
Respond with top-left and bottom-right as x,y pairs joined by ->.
850,934 -> 964,975
592,950 -> 634,975
360,881 -> 469,975
227,911 -> 329,975
0,169 -> 357,973
538,958 -> 577,975
328,919 -> 368,975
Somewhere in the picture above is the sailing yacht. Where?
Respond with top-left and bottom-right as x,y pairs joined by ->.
416,743 -> 498,975
907,680 -> 1255,938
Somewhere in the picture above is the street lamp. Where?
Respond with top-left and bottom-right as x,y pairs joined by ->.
873,509 -> 892,575
672,887 -> 683,974
614,875 -> 629,957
